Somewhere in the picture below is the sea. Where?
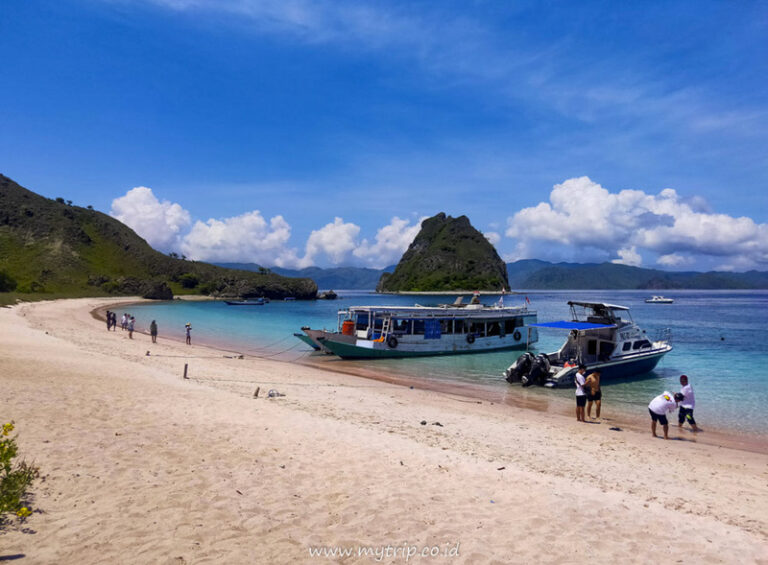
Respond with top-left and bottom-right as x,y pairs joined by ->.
124,290 -> 768,436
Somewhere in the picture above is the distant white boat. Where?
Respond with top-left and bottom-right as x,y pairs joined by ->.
645,296 -> 674,304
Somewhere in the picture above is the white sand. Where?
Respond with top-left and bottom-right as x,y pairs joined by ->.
1,298 -> 767,564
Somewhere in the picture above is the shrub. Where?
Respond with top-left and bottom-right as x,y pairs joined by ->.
178,273 -> 199,289
0,422 -> 40,526
0,271 -> 17,292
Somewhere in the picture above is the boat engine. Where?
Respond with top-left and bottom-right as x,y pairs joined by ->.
505,352 -> 533,383
522,354 -> 551,387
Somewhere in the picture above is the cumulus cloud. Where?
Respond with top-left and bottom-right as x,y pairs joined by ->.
110,187 -> 191,251
354,216 -> 425,267
180,211 -> 302,267
657,253 -> 693,267
484,231 -> 501,245
302,217 -> 362,267
505,177 -> 768,270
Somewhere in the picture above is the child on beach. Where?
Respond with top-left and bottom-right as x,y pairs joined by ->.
678,375 -> 701,432
648,391 -> 684,440
128,316 -> 135,339
185,323 -> 192,345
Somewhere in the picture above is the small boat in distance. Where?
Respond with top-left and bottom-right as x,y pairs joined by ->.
224,298 -> 266,306
645,295 -> 674,303
297,294 -> 538,359
504,301 -> 672,387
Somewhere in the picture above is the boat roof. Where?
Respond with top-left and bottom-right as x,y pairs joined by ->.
339,305 -> 531,317
567,301 -> 630,311
531,321 -> 616,330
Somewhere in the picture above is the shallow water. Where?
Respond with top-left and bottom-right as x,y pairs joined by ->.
125,290 -> 768,435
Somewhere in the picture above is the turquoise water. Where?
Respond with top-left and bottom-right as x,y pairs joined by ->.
125,290 -> 768,435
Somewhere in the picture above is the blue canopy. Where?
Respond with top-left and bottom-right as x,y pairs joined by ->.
531,321 -> 615,330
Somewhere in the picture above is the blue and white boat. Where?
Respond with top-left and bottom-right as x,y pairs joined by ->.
504,301 -> 672,387
298,295 -> 538,359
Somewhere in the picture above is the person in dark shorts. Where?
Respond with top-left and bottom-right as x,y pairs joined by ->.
150,320 -> 158,344
678,375 -> 700,432
574,365 -> 588,422
648,391 -> 684,439
585,369 -> 602,419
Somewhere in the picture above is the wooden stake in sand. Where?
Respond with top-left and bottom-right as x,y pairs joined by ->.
183,363 -> 188,380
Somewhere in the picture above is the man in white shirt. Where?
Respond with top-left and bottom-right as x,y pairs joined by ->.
677,375 -> 701,432
648,391 -> 685,439
574,364 -> 588,422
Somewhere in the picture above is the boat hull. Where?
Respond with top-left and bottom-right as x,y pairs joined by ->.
319,329 -> 538,359
544,347 -> 672,387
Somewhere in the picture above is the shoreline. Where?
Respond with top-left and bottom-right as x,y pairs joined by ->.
3,297 -> 767,562
91,299 -> 768,453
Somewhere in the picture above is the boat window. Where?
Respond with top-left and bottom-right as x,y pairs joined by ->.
599,341 -> 614,361
440,319 -> 452,334
632,340 -> 651,350
468,321 -> 485,337
454,319 -> 466,334
587,340 -> 597,355
487,321 -> 501,337
622,342 -> 632,352
355,313 -> 369,331
392,318 -> 411,334
424,319 -> 441,339
413,320 -> 425,335
504,319 -> 517,334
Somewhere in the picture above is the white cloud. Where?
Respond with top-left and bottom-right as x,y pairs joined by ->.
612,246 -> 642,267
657,253 -> 693,268
354,216 -> 425,267
302,217 -> 361,267
484,231 -> 501,245
506,177 -> 768,270
110,186 -> 191,251
180,211 -> 302,267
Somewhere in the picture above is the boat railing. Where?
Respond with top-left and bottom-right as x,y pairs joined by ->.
653,327 -> 672,344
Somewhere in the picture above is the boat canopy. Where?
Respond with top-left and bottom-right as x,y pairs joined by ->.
530,321 -> 616,330
567,301 -> 629,311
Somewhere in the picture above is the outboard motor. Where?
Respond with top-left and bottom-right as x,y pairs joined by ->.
505,352 -> 533,383
522,354 -> 551,387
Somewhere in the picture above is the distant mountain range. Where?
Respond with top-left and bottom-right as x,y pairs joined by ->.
221,259 -> 768,290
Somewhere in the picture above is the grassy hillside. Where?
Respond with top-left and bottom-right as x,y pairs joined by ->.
0,175 -> 317,300
216,263 -> 396,290
506,260 -> 768,289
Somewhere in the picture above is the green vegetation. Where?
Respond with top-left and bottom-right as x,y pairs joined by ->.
0,175 -> 317,301
379,213 -> 509,292
0,422 -> 40,527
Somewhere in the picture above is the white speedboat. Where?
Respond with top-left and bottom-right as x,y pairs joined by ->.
504,301 -> 671,387
297,294 -> 538,359
645,296 -> 674,303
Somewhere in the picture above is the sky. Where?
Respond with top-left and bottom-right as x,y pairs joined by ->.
1,0 -> 767,272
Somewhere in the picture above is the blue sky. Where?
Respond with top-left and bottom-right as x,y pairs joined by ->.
2,0 -> 767,271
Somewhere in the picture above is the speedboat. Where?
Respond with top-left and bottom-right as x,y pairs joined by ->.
504,301 -> 671,387
297,294 -> 538,359
645,296 -> 674,303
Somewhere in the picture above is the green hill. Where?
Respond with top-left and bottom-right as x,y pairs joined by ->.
216,263 -> 396,290
0,175 -> 317,300
378,213 -> 509,292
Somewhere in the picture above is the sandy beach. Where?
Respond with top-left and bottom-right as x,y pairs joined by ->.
1,298 -> 767,564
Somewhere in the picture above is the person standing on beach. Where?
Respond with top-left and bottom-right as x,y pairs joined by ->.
574,364 -> 588,422
185,323 -> 192,345
105,311 -> 112,331
678,375 -> 701,432
648,391 -> 684,440
585,369 -> 602,420
150,320 -> 158,344
111,312 -> 117,331
121,313 -> 128,331
128,316 -> 135,339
